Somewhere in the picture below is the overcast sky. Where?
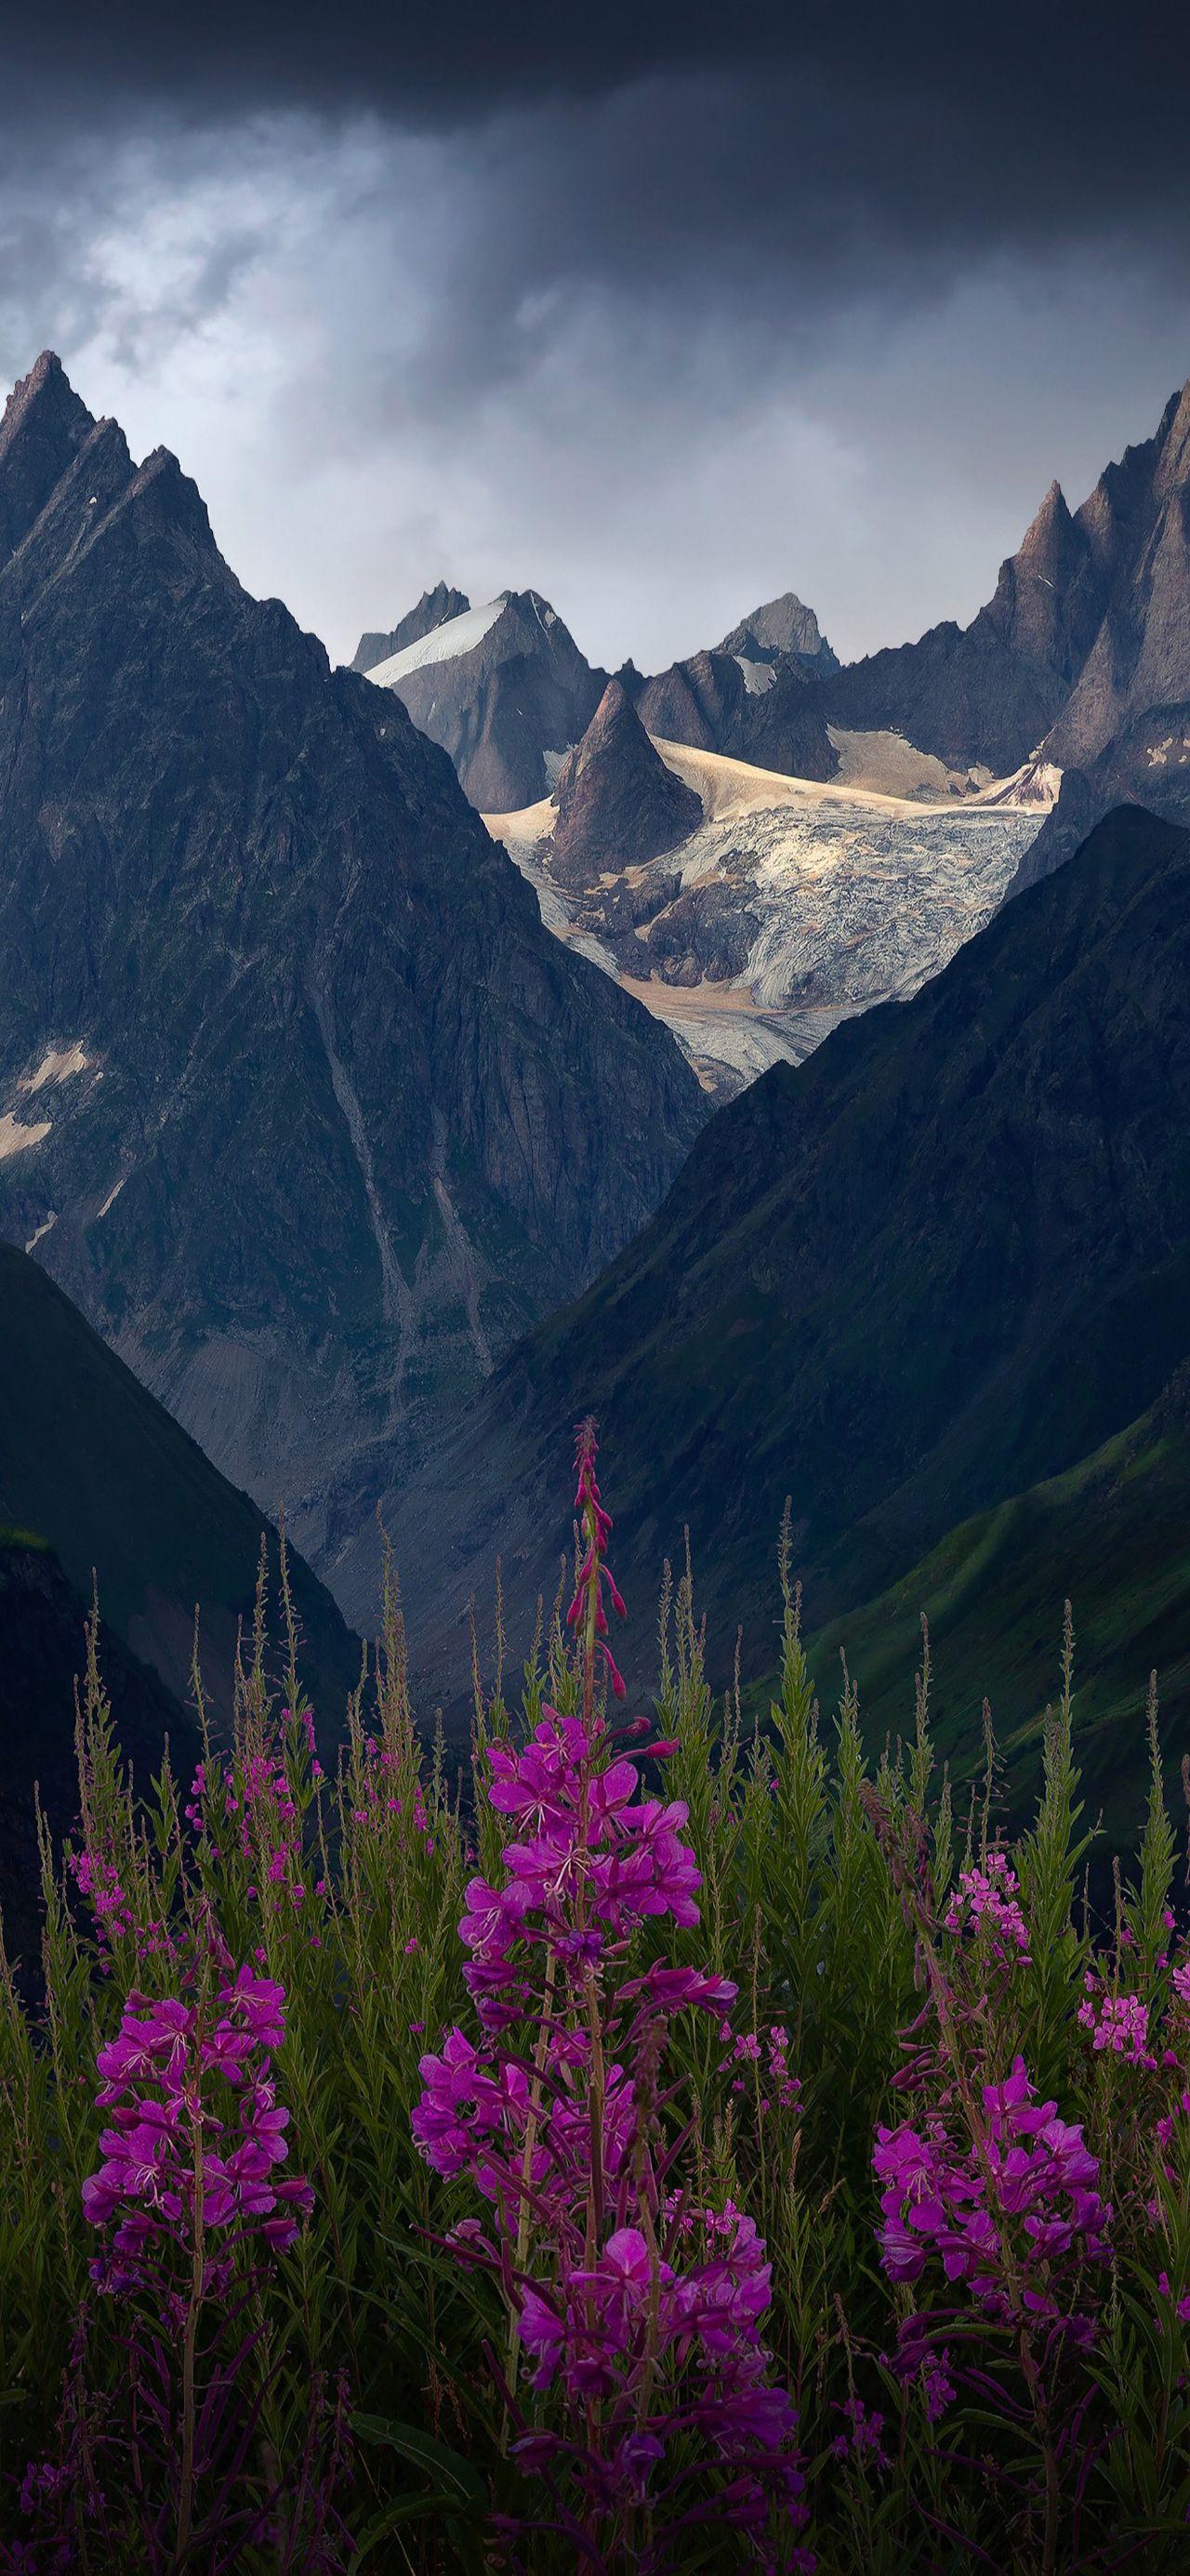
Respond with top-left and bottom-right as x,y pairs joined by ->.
1,4 -> 1187,672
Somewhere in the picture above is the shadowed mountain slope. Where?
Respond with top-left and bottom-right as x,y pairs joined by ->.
0,1242 -> 360,1720
0,355 -> 704,1566
630,646 -> 838,780
0,1532 -> 192,1972
335,807 -> 1190,1711
803,1363 -> 1190,1838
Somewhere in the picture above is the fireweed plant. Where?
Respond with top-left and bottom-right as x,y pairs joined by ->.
411,1423 -> 810,2571
0,1447 -> 1185,2570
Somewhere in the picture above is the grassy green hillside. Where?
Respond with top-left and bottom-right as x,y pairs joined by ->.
805,1366 -> 1190,1838
0,1243 -> 361,1723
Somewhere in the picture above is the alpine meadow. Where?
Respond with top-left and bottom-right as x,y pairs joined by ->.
2,7 -> 1190,2572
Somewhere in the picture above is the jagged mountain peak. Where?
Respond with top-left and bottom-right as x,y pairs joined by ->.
0,355 -> 704,1580
717,590 -> 837,671
350,579 -> 471,674
557,671 -> 634,766
0,349 -> 95,563
1018,478 -> 1071,542
364,578 -> 607,809
549,676 -> 702,883
1,348 -> 82,432
1154,376 -> 1190,497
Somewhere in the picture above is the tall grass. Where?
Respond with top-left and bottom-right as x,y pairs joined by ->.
0,1451 -> 1187,2572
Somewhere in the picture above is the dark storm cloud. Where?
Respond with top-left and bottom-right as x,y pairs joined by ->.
3,2 -> 1187,261
0,5 -> 1187,677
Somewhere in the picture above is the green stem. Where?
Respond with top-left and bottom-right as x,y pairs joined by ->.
174,2079 -> 205,2570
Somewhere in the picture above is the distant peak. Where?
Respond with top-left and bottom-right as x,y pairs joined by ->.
1155,377 -> 1190,495
0,350 -> 96,562
1017,479 -> 1072,548
716,590 -> 838,671
350,580 -> 470,673
549,671 -> 702,876
2,349 -> 91,441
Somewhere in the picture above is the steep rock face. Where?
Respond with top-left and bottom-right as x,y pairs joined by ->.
717,591 -> 840,675
1046,389 -> 1190,767
818,485 -> 1106,776
351,582 -> 470,674
548,680 -> 703,884
364,589 -> 608,809
820,474 -> 1144,773
1001,387 -> 1190,896
821,378 -> 1190,852
631,647 -> 838,779
1008,704 -> 1190,896
0,348 -> 92,558
0,356 -> 706,1566
338,807 -> 1190,1701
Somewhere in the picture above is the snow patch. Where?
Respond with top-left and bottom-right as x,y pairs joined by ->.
20,1040 -> 89,1094
97,1175 -> 126,1219
974,758 -> 1063,811
0,1112 -> 51,1162
24,1210 -> 57,1253
366,598 -> 506,687
734,657 -> 777,696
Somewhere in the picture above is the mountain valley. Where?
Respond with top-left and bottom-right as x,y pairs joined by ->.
335,806 -> 1190,1799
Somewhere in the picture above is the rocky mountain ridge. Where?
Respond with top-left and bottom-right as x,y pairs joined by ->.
354,584 -> 844,810
358,380 -> 1190,911
333,804 -> 1190,1706
0,353 -> 704,1574
357,587 -> 609,808
351,581 -> 470,674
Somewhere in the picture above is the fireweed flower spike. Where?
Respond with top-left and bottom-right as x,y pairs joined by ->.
84,1963 -> 313,2292
16,1946 -> 324,2573
875,2054 -> 1108,2328
413,1425 -> 808,2566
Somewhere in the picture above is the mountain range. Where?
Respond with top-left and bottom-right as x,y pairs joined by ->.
335,803 -> 1190,1817
5,351 -> 1190,1868
359,373 -> 1190,908
0,354 -> 703,1573
350,378 -> 1190,1099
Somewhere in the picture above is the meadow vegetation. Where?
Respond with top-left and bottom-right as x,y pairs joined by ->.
1,1427 -> 1188,2573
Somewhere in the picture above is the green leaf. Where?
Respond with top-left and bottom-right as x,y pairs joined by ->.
350,2414 -> 486,2510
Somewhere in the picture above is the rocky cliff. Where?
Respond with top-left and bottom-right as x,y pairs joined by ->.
358,587 -> 608,808
351,581 -> 470,674
0,355 -> 705,1571
548,680 -> 703,884
630,644 -> 838,779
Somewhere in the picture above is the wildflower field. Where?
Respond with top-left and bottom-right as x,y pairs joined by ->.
1,1427 -> 1189,2574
